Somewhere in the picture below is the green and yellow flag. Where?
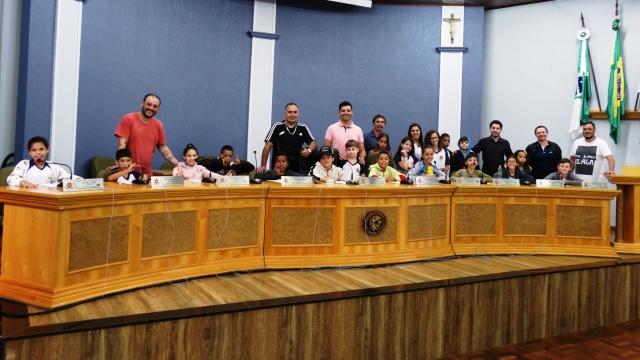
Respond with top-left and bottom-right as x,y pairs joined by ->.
606,17 -> 625,144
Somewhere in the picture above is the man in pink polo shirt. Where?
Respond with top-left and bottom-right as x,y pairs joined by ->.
323,101 -> 366,165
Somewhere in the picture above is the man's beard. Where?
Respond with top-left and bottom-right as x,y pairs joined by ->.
141,107 -> 157,119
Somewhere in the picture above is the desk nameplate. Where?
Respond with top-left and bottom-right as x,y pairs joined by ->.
359,177 -> 386,186
492,179 -> 520,186
582,181 -> 609,189
62,179 -> 104,192
536,180 -> 564,188
414,176 -> 439,186
281,176 -> 313,186
150,176 -> 184,187
455,178 -> 481,186
218,176 -> 250,186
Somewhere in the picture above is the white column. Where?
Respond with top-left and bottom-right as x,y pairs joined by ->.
246,0 -> 277,166
437,6 -> 465,149
49,0 -> 83,171
0,0 -> 21,161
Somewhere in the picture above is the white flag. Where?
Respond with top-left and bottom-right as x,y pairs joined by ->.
569,29 -> 592,140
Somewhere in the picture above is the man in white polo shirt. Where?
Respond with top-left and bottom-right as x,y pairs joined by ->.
570,121 -> 615,182
323,101 -> 366,166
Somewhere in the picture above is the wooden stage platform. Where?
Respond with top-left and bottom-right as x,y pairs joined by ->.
2,254 -> 639,359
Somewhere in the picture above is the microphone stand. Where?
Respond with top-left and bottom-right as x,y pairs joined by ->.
201,158 -> 216,183
40,159 -> 73,187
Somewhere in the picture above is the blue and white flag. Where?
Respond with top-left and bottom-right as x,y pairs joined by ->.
569,28 -> 592,140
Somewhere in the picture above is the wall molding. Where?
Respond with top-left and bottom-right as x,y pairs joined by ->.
436,47 -> 468,53
247,31 -> 280,40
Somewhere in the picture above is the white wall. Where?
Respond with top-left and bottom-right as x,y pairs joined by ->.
483,0 -> 640,168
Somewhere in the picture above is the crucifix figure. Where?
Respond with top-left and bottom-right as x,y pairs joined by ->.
443,13 -> 461,45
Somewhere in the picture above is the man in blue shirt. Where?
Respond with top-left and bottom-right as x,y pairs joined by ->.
363,114 -> 387,153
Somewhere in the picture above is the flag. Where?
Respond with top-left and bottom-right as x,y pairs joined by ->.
569,29 -> 592,140
606,18 -> 625,144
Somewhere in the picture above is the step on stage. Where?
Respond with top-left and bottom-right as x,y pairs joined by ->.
3,254 -> 639,359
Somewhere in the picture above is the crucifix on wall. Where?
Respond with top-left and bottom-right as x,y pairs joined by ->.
443,13 -> 461,45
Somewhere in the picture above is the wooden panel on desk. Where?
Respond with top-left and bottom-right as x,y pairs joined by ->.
271,207 -> 334,246
345,206 -> 398,244
505,204 -> 547,236
1,205 -> 60,286
622,165 -> 640,176
556,205 -> 601,239
450,186 -> 619,258
142,211 -> 197,258
69,216 -> 129,271
208,207 -> 260,248
455,203 -> 497,236
608,173 -> 640,253
408,204 -> 447,240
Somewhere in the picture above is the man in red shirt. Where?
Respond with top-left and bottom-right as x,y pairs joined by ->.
114,94 -> 179,177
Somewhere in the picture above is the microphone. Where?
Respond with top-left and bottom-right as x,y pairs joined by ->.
39,159 -> 73,187
480,169 -> 487,185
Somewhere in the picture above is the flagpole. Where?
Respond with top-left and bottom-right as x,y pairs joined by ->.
581,13 -> 601,111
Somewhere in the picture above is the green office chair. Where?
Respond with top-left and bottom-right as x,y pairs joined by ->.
90,156 -> 116,178
96,169 -> 113,181
0,166 -> 15,187
0,166 -> 15,245
365,151 -> 395,169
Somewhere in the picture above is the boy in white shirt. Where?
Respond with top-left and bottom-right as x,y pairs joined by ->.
106,148 -> 144,184
341,140 -> 362,181
309,146 -> 351,183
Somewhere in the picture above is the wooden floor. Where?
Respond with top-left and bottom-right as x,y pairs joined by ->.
1,254 -> 639,359
446,319 -> 640,359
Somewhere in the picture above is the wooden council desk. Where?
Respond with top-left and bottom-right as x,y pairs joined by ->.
609,166 -> 640,253
0,182 -> 618,309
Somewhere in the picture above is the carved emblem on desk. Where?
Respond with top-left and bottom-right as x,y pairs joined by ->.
364,210 -> 386,236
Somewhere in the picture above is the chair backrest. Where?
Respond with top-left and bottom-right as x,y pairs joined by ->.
198,155 -> 215,163
90,156 -> 116,178
0,166 -> 15,187
160,162 -> 174,170
96,169 -> 113,181
365,151 -> 395,169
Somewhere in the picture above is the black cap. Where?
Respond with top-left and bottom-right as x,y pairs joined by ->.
319,146 -> 334,156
